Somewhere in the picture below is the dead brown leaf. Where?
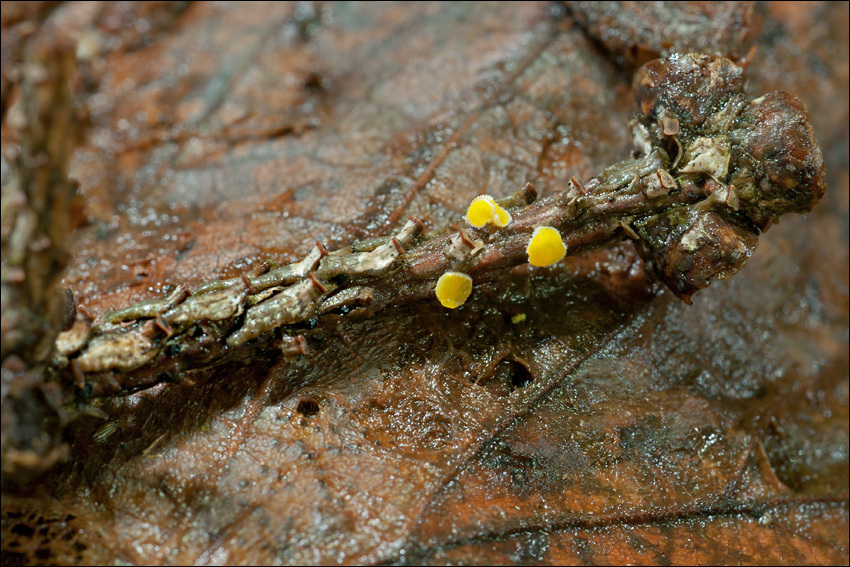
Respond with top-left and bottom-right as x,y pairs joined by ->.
1,2 -> 847,565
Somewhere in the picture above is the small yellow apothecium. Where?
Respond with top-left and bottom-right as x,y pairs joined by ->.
526,226 -> 567,267
465,195 -> 511,228
492,204 -> 512,227
435,271 -> 473,309
465,196 -> 496,227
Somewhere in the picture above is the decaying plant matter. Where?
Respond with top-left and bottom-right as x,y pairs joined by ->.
1,34 -> 81,480
47,53 -> 825,403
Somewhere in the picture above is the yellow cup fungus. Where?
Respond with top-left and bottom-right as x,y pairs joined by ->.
492,204 -> 512,227
526,226 -> 567,267
465,195 -> 511,228
465,196 -> 496,227
435,271 -> 473,309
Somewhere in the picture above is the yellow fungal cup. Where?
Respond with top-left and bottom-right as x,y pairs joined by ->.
435,271 -> 473,309
526,226 -> 567,267
492,204 -> 512,227
465,195 -> 512,228
465,196 -> 497,227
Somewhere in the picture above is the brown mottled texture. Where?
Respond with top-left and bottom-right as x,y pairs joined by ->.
1,2 -> 846,565
629,52 -> 825,302
634,53 -> 746,143
729,92 -> 827,217
634,206 -> 760,302
565,1 -> 756,67
1,30 -> 80,482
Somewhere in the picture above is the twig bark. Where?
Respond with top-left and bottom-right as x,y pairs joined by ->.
49,54 -> 826,403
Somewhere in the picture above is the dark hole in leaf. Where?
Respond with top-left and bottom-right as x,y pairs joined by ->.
35,548 -> 51,560
10,524 -> 34,538
478,358 -> 536,396
303,72 -> 324,91
296,399 -> 320,417
509,360 -> 535,390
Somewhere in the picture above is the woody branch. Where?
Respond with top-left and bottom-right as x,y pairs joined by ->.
53,54 -> 825,399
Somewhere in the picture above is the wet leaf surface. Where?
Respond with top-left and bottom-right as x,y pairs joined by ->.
1,2 -> 847,565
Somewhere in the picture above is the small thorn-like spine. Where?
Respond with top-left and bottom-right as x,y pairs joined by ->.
282,334 -> 309,357
154,314 -> 173,337
71,359 -> 84,389
458,230 -> 476,249
569,176 -> 586,195
391,237 -> 405,254
309,272 -> 327,293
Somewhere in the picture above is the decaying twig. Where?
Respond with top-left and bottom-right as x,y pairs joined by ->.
50,54 -> 825,402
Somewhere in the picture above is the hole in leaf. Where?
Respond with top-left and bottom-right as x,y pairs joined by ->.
508,360 -> 535,389
11,524 -> 34,538
478,358 -> 536,396
296,399 -> 320,417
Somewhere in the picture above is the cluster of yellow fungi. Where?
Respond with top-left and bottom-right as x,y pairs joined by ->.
435,194 -> 568,309
464,195 -> 512,228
